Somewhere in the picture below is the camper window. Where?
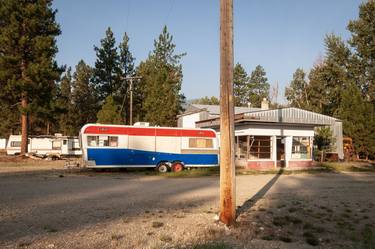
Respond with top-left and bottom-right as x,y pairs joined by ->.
10,141 -> 21,147
87,136 -> 99,147
189,138 -> 213,148
52,141 -> 61,150
108,136 -> 118,147
87,135 -> 118,147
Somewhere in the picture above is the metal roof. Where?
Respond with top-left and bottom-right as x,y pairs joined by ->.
189,104 -> 261,115
196,107 -> 340,128
243,107 -> 340,125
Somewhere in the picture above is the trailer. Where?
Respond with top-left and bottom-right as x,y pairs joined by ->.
80,123 -> 219,172
6,134 -> 81,157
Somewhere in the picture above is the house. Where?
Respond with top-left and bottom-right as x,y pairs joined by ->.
178,100 -> 343,170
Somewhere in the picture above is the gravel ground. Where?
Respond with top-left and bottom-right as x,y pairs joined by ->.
0,162 -> 374,249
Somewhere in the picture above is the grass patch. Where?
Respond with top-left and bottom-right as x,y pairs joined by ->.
279,236 -> 292,243
303,231 -> 320,246
162,167 -> 219,178
184,242 -> 231,249
261,235 -> 275,241
321,162 -> 375,172
273,215 -> 302,226
43,226 -> 58,233
152,221 -> 164,228
159,234 -> 172,243
111,234 -> 124,240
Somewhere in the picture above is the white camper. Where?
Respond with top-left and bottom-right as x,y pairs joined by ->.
6,135 -> 81,157
0,138 -> 7,151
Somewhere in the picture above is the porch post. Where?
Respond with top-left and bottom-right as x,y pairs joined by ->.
272,136 -> 277,168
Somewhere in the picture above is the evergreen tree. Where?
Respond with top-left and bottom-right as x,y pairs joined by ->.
71,60 -> 97,132
0,0 -> 61,154
92,27 -> 122,102
247,65 -> 270,107
338,82 -> 375,159
138,26 -> 185,126
118,32 -> 135,124
233,63 -> 248,106
285,68 -> 309,109
348,0 -> 375,103
57,67 -> 76,135
191,96 -> 220,105
307,34 -> 351,116
96,96 -> 122,124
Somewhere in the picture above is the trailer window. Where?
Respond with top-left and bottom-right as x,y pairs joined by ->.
87,136 -> 117,147
10,141 -> 21,147
52,141 -> 61,150
87,136 -> 99,146
189,138 -> 213,148
108,136 -> 118,147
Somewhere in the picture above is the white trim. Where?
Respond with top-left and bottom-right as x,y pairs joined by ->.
87,164 -> 219,168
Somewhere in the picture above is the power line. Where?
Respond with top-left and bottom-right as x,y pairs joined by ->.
164,0 -> 175,26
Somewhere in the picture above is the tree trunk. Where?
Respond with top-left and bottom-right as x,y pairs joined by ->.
20,96 -> 28,155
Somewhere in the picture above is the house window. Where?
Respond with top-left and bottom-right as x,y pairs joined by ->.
189,138 -> 213,148
292,136 -> 311,159
236,136 -> 248,159
249,136 -> 271,159
10,141 -> 21,147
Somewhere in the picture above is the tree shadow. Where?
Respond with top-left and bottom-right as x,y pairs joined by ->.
236,168 -> 283,218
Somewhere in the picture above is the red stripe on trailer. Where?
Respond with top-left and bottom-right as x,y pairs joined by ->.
83,126 -> 216,138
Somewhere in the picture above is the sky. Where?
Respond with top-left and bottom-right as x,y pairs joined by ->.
53,0 -> 363,104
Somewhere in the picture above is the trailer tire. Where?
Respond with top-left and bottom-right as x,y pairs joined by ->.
156,162 -> 169,173
171,162 -> 184,172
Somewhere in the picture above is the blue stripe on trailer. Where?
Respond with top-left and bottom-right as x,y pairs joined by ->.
87,148 -> 218,166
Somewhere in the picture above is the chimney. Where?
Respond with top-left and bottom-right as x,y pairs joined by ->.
261,98 -> 269,110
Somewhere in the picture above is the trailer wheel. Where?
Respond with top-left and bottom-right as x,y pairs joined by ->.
171,162 -> 184,172
156,162 -> 169,173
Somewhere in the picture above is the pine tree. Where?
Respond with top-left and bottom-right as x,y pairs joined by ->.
233,63 -> 248,106
71,60 -> 97,132
285,68 -> 309,109
348,0 -> 375,103
191,96 -> 220,105
138,26 -> 185,126
307,34 -> 351,116
92,27 -> 122,103
57,67 -> 76,135
338,82 -> 375,159
96,96 -> 122,124
247,65 -> 270,107
118,32 -> 135,124
0,0 -> 61,154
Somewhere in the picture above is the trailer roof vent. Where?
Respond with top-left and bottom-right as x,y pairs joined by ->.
133,122 -> 150,127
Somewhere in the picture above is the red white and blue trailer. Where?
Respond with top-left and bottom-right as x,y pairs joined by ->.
80,123 -> 219,172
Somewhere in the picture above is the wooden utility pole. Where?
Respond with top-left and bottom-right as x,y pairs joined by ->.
124,76 -> 141,125
219,0 -> 236,225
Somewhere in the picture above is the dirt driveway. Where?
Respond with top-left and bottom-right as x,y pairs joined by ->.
0,165 -> 374,249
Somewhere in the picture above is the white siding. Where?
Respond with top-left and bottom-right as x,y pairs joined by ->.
156,136 -> 181,153
129,136 -> 155,152
0,139 -> 6,149
182,113 -> 201,128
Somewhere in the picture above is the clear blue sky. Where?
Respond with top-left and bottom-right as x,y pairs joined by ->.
53,0 -> 363,103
